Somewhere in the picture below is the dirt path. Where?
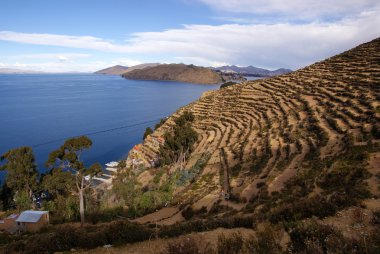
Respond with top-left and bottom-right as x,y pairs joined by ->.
132,207 -> 179,224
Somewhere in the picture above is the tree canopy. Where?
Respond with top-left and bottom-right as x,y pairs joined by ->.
159,111 -> 198,165
0,146 -> 38,209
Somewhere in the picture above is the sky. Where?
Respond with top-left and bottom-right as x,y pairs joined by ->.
0,0 -> 379,72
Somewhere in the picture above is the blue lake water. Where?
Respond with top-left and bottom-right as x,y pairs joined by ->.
0,74 -> 219,175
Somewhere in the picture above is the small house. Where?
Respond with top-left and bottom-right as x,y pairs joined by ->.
15,210 -> 49,232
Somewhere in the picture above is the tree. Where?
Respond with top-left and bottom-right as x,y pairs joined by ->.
143,127 -> 153,140
159,111 -> 198,165
0,147 -> 38,210
41,168 -> 75,197
45,136 -> 101,226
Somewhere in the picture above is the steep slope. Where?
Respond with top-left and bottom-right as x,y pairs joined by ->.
94,65 -> 129,75
122,64 -> 224,84
124,38 -> 380,224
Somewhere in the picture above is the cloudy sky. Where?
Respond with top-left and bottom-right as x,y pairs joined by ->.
0,0 -> 379,72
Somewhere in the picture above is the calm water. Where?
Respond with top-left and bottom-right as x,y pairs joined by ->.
0,74 -> 219,174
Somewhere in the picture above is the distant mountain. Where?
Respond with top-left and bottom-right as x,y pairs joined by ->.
94,63 -> 162,75
122,64 -> 223,84
212,65 -> 292,77
94,65 -> 129,75
0,68 -> 45,74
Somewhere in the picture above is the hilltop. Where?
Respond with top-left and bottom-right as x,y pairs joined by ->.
212,65 -> 292,77
94,65 -> 129,75
122,63 -> 225,84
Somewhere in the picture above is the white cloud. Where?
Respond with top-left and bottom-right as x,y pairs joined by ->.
0,61 -> 109,73
0,57 -> 144,73
0,31 -> 131,53
198,0 -> 380,20
0,10 -> 379,69
5,53 -> 91,60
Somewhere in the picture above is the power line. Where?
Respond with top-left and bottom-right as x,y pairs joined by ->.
31,118 -> 162,148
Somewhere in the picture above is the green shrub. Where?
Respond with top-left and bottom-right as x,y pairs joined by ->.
143,127 -> 153,140
220,81 -> 237,89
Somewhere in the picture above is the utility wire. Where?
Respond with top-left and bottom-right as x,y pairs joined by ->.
31,118 -> 162,148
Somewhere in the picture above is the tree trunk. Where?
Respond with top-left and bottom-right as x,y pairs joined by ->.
27,185 -> 36,209
79,177 -> 85,227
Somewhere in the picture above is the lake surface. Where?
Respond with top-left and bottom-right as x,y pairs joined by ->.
0,74 -> 219,174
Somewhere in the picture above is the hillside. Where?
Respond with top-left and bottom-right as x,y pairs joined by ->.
117,38 -> 380,248
213,65 -> 292,77
94,65 -> 128,75
122,63 -> 224,84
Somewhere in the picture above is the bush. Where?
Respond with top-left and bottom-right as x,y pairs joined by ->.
143,127 -> 153,140
182,206 -> 195,220
86,206 -> 128,224
5,220 -> 152,253
288,220 -> 350,253
160,237 -> 202,254
159,217 -> 254,238
220,81 -> 237,89
244,224 -> 282,254
217,233 -> 244,254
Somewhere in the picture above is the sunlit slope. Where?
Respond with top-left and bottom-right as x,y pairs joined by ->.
126,38 -> 380,220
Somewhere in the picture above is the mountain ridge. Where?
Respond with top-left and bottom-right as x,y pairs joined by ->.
212,65 -> 292,76
122,63 -> 225,84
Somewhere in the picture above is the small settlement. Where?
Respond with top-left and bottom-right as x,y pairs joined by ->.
0,210 -> 49,234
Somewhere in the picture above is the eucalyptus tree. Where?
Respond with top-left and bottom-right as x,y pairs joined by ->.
0,146 -> 38,210
45,136 -> 101,226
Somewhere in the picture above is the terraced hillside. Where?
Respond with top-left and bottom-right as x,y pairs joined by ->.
122,38 -> 380,226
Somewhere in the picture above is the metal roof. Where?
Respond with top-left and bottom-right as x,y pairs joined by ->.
15,210 -> 48,223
